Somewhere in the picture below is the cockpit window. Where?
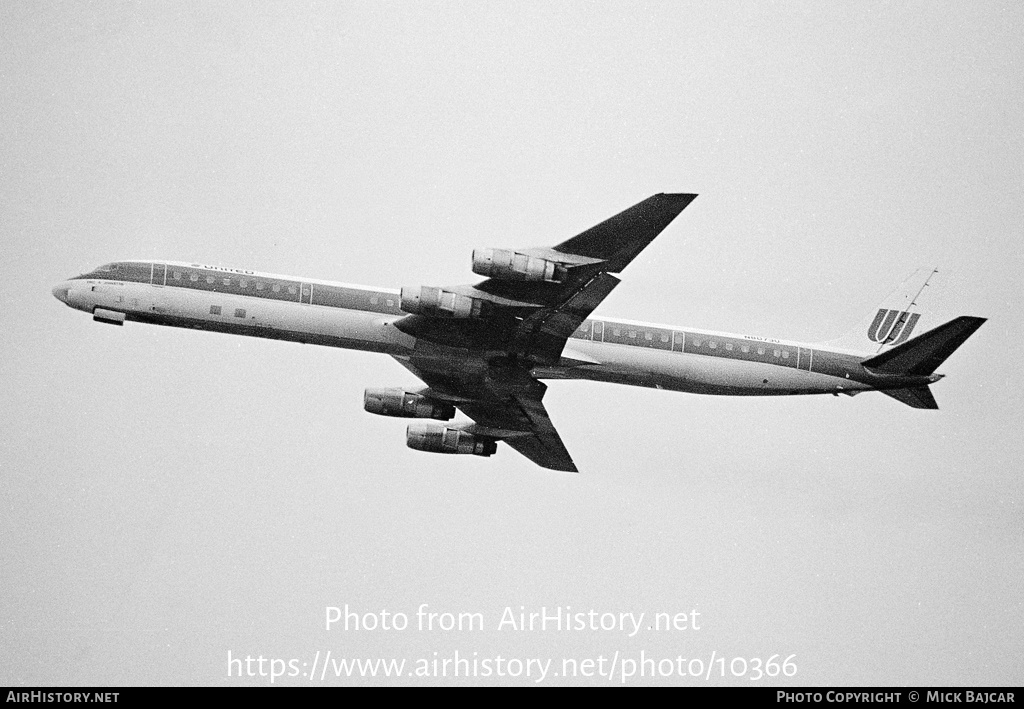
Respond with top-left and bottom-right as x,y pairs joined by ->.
72,262 -> 122,280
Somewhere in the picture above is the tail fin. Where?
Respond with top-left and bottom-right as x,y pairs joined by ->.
862,316 -> 986,376
823,268 -> 938,354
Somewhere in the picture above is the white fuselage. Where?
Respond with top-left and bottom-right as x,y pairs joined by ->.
53,260 -> 875,399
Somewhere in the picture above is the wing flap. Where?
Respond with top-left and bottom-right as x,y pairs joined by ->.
518,272 -> 620,362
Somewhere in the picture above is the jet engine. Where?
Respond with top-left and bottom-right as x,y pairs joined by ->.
406,423 -> 497,457
471,249 -> 566,282
400,286 -> 487,318
364,388 -> 455,420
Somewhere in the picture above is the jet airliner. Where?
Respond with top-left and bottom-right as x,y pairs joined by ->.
52,194 -> 985,472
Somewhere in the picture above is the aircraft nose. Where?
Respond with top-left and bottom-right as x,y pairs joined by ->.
52,283 -> 69,303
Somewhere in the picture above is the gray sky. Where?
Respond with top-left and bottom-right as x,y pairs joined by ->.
2,1 -> 1021,686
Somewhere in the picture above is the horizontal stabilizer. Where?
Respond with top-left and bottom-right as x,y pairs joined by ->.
861,316 -> 986,376
880,386 -> 939,410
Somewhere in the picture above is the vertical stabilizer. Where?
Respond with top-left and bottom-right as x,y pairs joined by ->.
821,267 -> 938,354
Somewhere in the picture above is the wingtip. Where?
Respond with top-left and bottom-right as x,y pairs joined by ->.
657,192 -> 698,204
546,461 -> 579,473
951,315 -> 988,332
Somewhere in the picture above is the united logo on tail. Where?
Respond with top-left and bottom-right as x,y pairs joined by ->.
867,309 -> 921,346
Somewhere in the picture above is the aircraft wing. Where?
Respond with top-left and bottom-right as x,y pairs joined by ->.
474,193 -> 698,359
395,193 -> 697,362
394,356 -> 578,472
391,193 -> 697,471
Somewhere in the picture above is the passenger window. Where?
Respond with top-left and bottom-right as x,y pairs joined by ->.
256,282 -> 264,291
725,343 -> 733,350
206,276 -> 214,284
628,331 -> 636,338
782,350 -> 789,359
234,308 -> 245,318
773,349 -> 780,357
741,345 -> 750,353
386,299 -> 394,307
757,347 -> 765,355
272,284 -> 281,293
210,305 -> 221,315
288,286 -> 297,295
173,271 -> 182,280
190,273 -> 199,282
222,278 -> 231,286
240,279 -> 248,288
645,332 -> 653,341
693,338 -> 703,347
370,297 -> 379,305
709,341 -> 717,349
661,334 -> 669,343
613,328 -> 621,336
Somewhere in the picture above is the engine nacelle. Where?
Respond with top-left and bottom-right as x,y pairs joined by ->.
364,388 -> 455,420
406,423 -> 498,457
471,248 -> 566,282
400,286 -> 487,318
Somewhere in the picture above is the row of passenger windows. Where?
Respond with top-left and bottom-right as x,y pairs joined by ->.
574,321 -> 796,361
168,270 -> 400,313
172,270 -> 301,295
609,327 -> 672,343
88,264 -> 400,314
691,337 -> 791,359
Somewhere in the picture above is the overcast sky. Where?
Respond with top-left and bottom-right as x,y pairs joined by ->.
2,1 -> 1021,686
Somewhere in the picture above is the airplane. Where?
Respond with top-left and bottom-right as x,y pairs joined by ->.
52,193 -> 986,472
